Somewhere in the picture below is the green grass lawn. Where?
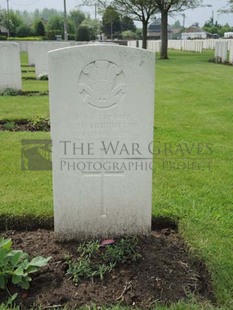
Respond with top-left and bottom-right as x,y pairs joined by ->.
22,79 -> 49,92
0,96 -> 49,120
153,51 -> 233,307
0,50 -> 232,309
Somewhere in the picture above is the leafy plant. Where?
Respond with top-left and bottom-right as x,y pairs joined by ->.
0,237 -> 51,291
29,115 -> 50,131
66,237 -> 141,284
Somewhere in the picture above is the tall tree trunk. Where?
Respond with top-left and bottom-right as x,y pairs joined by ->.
142,20 -> 148,49
160,11 -> 168,59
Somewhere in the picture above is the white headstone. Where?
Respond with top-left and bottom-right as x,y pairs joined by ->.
229,46 -> 233,64
34,42 -> 70,78
215,41 -> 228,63
49,45 -> 155,240
27,42 -> 38,65
0,42 -> 22,90
220,41 -> 228,62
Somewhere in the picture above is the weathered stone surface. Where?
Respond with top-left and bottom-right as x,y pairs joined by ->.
49,45 -> 155,240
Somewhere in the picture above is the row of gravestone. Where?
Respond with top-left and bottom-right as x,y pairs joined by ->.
0,41 -> 89,90
28,41 -> 89,78
2,39 -> 233,91
128,39 -> 233,54
1,41 -> 156,241
128,40 -> 203,53
7,40 -> 88,53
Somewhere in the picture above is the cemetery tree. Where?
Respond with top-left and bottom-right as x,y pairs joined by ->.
122,30 -> 137,39
46,15 -> 64,32
16,24 -> 33,37
0,9 -> 23,36
203,21 -> 233,37
121,16 -> 136,32
172,20 -> 182,29
46,15 -> 74,39
41,8 -> 63,20
112,0 -> 158,48
34,20 -> 45,36
68,9 -> 86,33
102,6 -> 121,39
80,18 -> 101,40
219,0 -> 233,13
77,25 -> 90,40
155,0 -> 203,59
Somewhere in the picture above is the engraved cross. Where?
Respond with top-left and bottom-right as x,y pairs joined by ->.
82,168 -> 124,218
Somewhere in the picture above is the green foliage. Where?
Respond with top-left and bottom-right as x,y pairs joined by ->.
172,20 -> 182,29
3,121 -> 16,131
34,20 -> 45,36
0,293 -> 19,310
219,0 -> 233,13
79,18 -> 101,40
45,30 -> 62,40
46,15 -> 64,33
68,9 -> 86,34
29,115 -> 50,131
0,237 -> 51,290
46,15 -> 74,38
68,34 -> 76,40
40,8 -> 63,20
77,241 -> 100,258
101,238 -> 141,264
16,24 -> 33,37
0,88 -> 20,96
8,36 -> 43,41
121,16 -> 136,32
136,28 -> 142,39
122,30 -> 137,39
66,237 -> 141,284
102,6 -> 121,38
0,35 -> 7,40
76,25 -> 90,41
0,9 -> 24,36
203,21 -> 233,37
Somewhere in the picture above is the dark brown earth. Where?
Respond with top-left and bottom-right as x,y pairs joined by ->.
0,226 -> 215,309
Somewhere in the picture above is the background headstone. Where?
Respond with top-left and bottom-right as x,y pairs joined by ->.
34,42 -> 70,78
49,45 -> 155,240
0,42 -> 22,90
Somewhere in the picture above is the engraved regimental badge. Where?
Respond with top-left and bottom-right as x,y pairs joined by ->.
79,60 -> 126,109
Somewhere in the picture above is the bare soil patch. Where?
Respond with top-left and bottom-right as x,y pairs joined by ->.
0,227 -> 215,309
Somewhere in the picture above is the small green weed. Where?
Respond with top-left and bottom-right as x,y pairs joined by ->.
77,240 -> 100,258
66,237 -> 141,284
0,237 -> 51,292
2,122 -> 16,131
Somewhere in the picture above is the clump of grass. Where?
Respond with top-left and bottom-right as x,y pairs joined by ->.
3,121 -> 16,131
66,237 -> 141,284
